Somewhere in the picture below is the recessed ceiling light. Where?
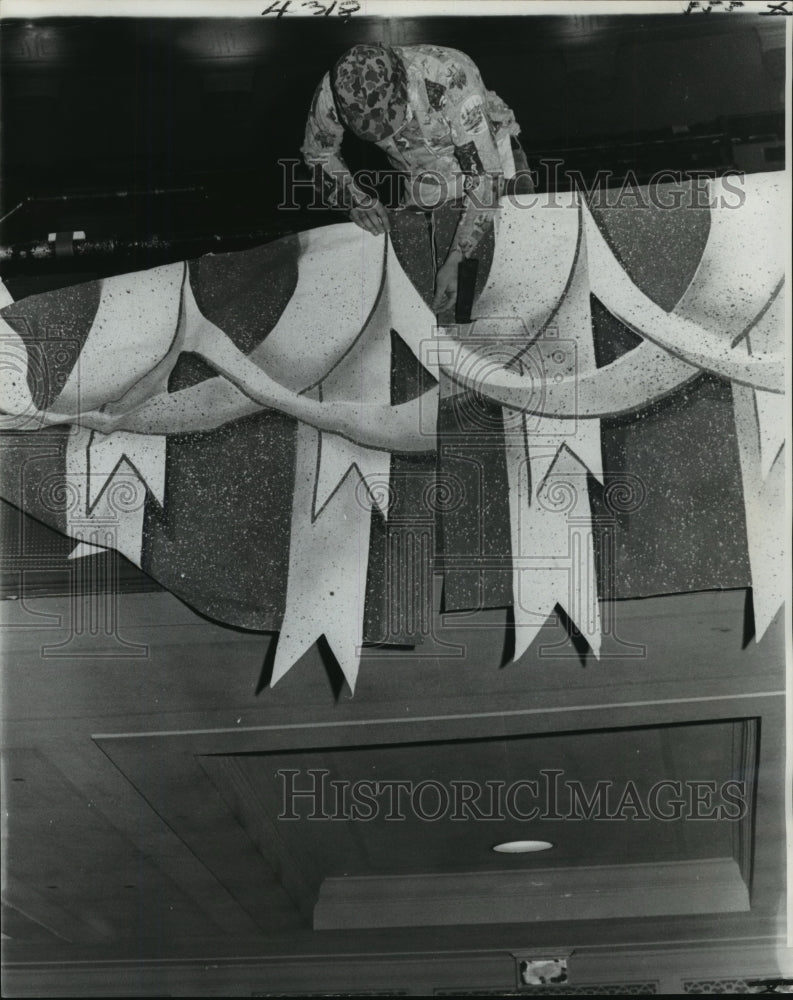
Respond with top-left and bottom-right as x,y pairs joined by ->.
492,839 -> 553,854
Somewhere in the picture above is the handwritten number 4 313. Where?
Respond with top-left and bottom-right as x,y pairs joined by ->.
686,0 -> 791,10
262,0 -> 361,17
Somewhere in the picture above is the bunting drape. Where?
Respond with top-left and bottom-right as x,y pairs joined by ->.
0,171 -> 786,689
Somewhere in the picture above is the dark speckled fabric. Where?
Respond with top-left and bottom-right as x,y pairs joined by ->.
142,238 -> 301,631
1,281 -> 101,409
590,184 -> 749,598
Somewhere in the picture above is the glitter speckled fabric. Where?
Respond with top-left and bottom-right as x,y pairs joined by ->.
141,238 -> 301,630
590,182 -> 749,598
0,182 -> 761,633
1,281 -> 100,409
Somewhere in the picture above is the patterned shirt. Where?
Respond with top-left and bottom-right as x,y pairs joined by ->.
301,45 -> 521,258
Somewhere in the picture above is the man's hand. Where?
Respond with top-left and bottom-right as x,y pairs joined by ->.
349,200 -> 390,235
432,249 -> 463,315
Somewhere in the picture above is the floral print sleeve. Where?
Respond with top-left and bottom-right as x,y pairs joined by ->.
438,51 -> 510,258
301,73 -> 368,210
485,88 -> 521,144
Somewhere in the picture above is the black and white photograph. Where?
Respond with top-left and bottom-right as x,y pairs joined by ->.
0,0 -> 790,995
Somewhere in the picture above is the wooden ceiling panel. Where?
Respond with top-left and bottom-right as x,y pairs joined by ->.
1,587 -> 785,987
0,748 -> 224,946
199,719 -> 752,884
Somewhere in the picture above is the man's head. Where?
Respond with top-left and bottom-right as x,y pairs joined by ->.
331,44 -> 408,142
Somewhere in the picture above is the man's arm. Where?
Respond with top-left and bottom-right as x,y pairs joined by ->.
301,73 -> 355,209
484,88 -> 521,146
432,53 -> 511,311
301,74 -> 390,235
447,56 -> 512,257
